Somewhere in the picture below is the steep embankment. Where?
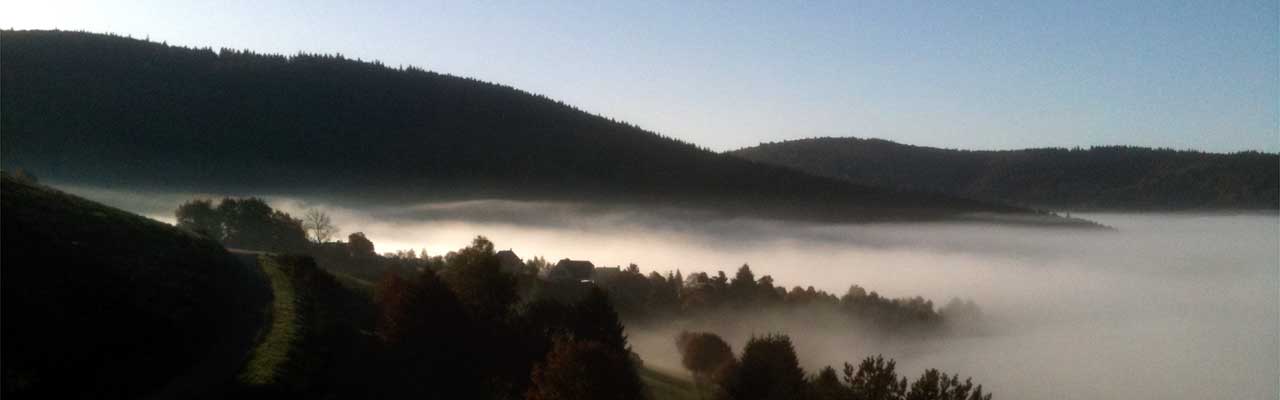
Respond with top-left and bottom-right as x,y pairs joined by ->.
732,137 -> 1279,211
0,174 -> 270,399
0,30 -> 1092,225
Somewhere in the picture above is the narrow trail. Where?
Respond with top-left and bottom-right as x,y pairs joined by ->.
146,249 -> 273,399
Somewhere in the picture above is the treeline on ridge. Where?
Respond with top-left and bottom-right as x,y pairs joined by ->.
1,30 -> 1045,224
731,137 -> 1279,211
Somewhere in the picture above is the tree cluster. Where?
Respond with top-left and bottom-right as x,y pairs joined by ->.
367,237 -> 645,400
677,331 -> 992,400
176,197 -> 438,283
590,263 -> 978,335
676,331 -> 736,393
175,197 -> 309,252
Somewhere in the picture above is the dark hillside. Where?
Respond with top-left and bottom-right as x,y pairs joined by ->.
732,137 -> 1279,211
0,30 -> 1081,224
0,174 -> 269,399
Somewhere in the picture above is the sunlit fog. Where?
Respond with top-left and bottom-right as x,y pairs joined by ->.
63,184 -> 1279,400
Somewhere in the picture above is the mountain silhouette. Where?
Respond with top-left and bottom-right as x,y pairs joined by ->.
2,30 -> 1092,225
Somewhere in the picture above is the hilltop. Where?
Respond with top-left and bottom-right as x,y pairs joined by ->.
732,137 -> 1279,211
0,30 -> 1091,226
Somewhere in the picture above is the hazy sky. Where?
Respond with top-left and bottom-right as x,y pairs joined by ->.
3,0 -> 1276,152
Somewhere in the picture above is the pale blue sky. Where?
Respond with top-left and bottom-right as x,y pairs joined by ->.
3,0 -> 1276,152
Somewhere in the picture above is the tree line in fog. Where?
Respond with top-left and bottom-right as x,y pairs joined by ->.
170,195 -> 994,399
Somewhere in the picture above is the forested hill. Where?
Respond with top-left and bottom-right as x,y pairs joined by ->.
0,30 -> 1092,225
731,137 -> 1279,211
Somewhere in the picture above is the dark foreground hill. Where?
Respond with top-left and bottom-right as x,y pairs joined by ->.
0,177 -> 678,398
1,30 -> 1091,226
0,174 -> 271,399
732,137 -> 1279,211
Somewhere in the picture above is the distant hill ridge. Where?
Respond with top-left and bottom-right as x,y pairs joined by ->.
0,30 -> 1096,226
731,137 -> 1279,211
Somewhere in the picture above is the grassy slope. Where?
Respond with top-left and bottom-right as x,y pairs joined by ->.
0,175 -> 270,399
239,255 -> 302,386
231,254 -> 376,397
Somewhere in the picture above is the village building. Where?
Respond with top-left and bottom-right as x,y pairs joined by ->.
495,249 -> 523,274
543,258 -> 595,282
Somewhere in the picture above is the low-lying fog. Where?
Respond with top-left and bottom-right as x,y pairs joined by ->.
65,184 -> 1279,400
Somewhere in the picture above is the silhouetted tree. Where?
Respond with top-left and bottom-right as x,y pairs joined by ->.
302,209 -> 338,244
812,366 -> 851,400
569,286 -> 630,352
526,338 -> 645,400
372,269 -> 480,398
432,236 -> 528,397
176,199 -> 221,238
723,334 -> 807,400
441,236 -> 517,322
174,197 -> 307,251
644,271 -> 680,312
729,264 -> 757,304
755,275 -> 781,303
905,369 -> 990,400
676,331 -> 736,396
845,355 -> 907,400
712,271 -> 729,291
347,232 -> 375,257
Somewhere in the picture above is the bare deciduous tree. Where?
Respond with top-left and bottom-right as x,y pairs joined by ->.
303,209 -> 338,244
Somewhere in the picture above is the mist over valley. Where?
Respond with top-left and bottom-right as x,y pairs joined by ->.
2,7 -> 1275,398
62,184 -> 1280,400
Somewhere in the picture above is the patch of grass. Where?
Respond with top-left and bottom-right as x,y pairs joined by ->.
239,256 -> 302,386
231,253 -> 375,396
641,366 -> 707,400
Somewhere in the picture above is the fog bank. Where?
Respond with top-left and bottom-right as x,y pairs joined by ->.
62,184 -> 1279,400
